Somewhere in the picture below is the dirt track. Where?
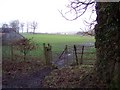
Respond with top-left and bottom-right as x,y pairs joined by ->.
2,42 -> 95,88
2,67 -> 53,88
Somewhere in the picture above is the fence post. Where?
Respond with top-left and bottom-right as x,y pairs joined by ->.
80,46 -> 84,65
43,43 -> 47,64
43,43 -> 52,66
74,45 -> 79,65
47,43 -> 52,66
65,45 -> 68,65
11,44 -> 13,61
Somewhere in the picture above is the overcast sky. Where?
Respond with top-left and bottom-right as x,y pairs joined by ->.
0,0 -> 97,33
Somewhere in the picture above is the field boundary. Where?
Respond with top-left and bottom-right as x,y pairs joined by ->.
2,43 -> 96,68
56,44 -> 96,66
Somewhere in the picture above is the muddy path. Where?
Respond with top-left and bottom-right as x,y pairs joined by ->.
2,42 -> 95,88
2,67 -> 53,88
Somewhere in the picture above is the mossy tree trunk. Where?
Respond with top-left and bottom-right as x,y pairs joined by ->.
95,2 -> 120,88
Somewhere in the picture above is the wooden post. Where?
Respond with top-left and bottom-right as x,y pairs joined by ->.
43,43 -> 47,64
43,43 -> 52,66
11,45 -> 13,60
47,43 -> 52,66
65,45 -> 68,65
59,47 -> 66,59
80,46 -> 84,65
23,44 -> 27,61
74,45 -> 79,65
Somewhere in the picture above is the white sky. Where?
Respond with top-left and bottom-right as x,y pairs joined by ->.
0,0 -> 97,33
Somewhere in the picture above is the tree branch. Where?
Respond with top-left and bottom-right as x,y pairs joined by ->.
59,0 -> 96,21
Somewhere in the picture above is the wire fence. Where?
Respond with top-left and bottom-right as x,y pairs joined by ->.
2,44 -> 43,61
52,44 -> 96,68
2,43 -> 96,68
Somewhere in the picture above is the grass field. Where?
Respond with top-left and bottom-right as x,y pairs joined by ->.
2,34 -> 96,88
22,33 -> 95,52
3,33 -> 95,62
23,33 -> 95,44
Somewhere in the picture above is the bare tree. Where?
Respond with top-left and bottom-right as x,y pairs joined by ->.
2,23 -> 9,28
9,20 -> 20,33
59,0 -> 95,21
20,23 -> 24,33
30,21 -> 38,34
59,0 -> 96,35
26,22 -> 30,33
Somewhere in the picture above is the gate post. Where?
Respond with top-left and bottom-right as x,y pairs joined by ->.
43,43 -> 52,66
47,43 -> 52,66
65,45 -> 68,65
74,45 -> 79,65
80,46 -> 84,65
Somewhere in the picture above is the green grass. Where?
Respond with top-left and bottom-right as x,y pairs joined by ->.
22,33 -> 95,52
23,34 -> 95,44
23,33 -> 95,59
3,33 -> 95,62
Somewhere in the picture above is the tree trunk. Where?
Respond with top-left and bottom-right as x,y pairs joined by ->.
95,2 -> 120,88
22,28 -> 24,33
33,28 -> 35,34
